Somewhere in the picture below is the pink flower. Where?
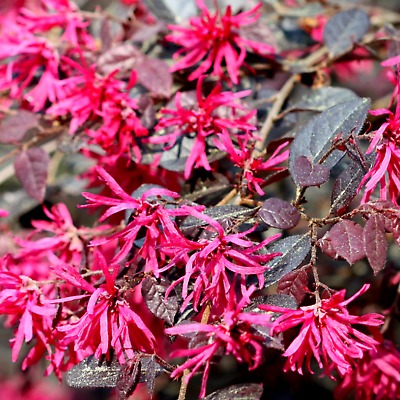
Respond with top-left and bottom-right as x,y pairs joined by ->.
334,339 -> 400,400
157,207 -> 281,312
167,0 -> 274,84
216,135 -> 289,195
81,166 -> 203,269
166,286 -> 272,398
150,76 -> 257,179
86,71 -> 148,162
48,56 -> 147,151
53,253 -> 157,364
0,271 -> 56,364
0,208 -> 8,217
19,0 -> 95,49
0,28 -> 60,111
13,203 -> 88,264
358,83 -> 400,206
259,284 -> 384,379
80,153 -> 182,205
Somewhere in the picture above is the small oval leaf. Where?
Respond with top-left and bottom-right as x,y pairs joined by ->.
364,215 -> 387,275
142,276 -> 179,325
14,148 -> 50,202
293,156 -> 330,187
330,220 -> 365,265
289,98 -> 370,183
136,58 -> 172,98
277,269 -> 309,305
258,198 -> 300,229
203,383 -> 263,400
0,110 -> 39,143
330,160 -> 366,214
262,234 -> 311,288
116,357 -> 141,400
323,9 -> 370,58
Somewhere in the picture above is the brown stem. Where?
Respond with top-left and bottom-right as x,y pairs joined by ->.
216,188 -> 238,206
254,74 -> 299,158
201,301 -> 212,325
177,369 -> 190,400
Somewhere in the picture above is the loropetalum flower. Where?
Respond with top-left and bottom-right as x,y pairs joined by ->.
150,76 -> 257,179
0,270 -> 56,366
54,253 -> 157,364
19,0 -> 95,49
167,0 -> 274,84
157,207 -> 281,313
81,166 -> 203,270
85,71 -> 148,162
216,134 -> 290,195
334,338 -> 400,400
358,82 -> 400,206
47,56 -> 148,161
260,284 -> 384,379
165,286 -> 272,398
80,152 -> 182,205
0,27 -> 60,111
13,203 -> 92,264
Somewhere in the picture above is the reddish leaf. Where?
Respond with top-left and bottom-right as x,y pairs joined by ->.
97,43 -> 143,78
317,230 -> 343,260
66,354 -> 121,388
330,220 -> 365,265
141,276 -> 179,325
116,357 -> 141,400
204,383 -> 263,400
0,110 -> 39,144
293,156 -> 330,187
330,159 -> 366,214
100,18 -> 113,52
136,58 -> 172,98
277,269 -> 308,305
323,9 -> 370,58
258,198 -> 301,229
14,148 -> 50,202
364,215 -> 387,275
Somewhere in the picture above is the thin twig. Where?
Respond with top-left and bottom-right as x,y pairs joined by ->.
177,369 -> 190,400
254,74 -> 299,158
216,188 -> 238,206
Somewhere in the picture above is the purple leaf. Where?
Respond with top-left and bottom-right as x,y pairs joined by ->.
260,234 -> 311,288
203,384 -> 263,400
330,220 -> 365,265
317,230 -> 343,260
0,110 -> 39,144
116,357 -> 141,400
14,148 -> 50,202
141,276 -> 179,325
97,43 -> 143,78
258,198 -> 301,229
67,355 -> 121,388
135,58 -> 172,98
100,18 -> 113,52
289,98 -> 370,180
331,159 -> 366,214
286,86 -> 359,114
138,95 -> 156,130
131,21 -> 166,43
364,215 -> 387,275
293,156 -> 330,187
277,269 -> 308,305
143,355 -> 157,398
324,9 -> 370,58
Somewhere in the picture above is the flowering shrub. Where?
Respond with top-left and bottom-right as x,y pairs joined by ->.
2,1 -> 400,400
